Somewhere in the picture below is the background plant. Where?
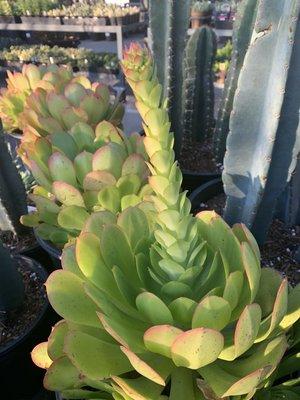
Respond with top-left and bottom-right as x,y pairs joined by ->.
149,0 -> 192,156
192,1 -> 214,14
30,43 -> 300,400
182,25 -> 217,142
15,0 -> 59,16
0,45 -> 119,72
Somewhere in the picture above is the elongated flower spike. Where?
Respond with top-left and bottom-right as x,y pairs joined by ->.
123,43 -> 207,296
31,44 -> 300,400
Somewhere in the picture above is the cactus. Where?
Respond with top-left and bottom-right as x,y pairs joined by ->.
223,0 -> 300,244
182,26 -> 217,142
214,0 -> 259,163
0,122 -> 28,236
30,44 -> 300,400
0,241 -> 25,314
149,0 -> 192,155
19,69 -> 151,248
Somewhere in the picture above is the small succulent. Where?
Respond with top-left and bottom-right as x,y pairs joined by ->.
192,1 -> 214,14
19,68 -> 152,247
0,64 -> 73,133
31,43 -> 300,400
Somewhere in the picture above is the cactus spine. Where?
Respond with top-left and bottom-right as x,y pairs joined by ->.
223,0 -> 300,244
0,122 -> 28,235
149,0 -> 192,155
214,0 -> 259,163
182,26 -> 217,142
0,241 -> 24,313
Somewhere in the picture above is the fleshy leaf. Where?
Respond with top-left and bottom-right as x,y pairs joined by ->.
45,270 -> 100,327
64,331 -> 132,380
171,328 -> 224,369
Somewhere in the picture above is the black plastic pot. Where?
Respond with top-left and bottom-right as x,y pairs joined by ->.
21,16 -> 61,25
182,169 -> 221,194
189,177 -> 224,213
0,256 -> 57,399
34,229 -> 62,268
215,20 -> 233,30
7,131 -> 22,141
19,242 -> 54,273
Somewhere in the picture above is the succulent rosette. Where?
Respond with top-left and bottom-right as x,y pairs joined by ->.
19,68 -> 152,247
0,64 -> 74,133
31,44 -> 300,400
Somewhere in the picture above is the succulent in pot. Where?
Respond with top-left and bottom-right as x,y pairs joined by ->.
31,43 -> 300,400
0,64 -> 74,134
19,69 -> 152,248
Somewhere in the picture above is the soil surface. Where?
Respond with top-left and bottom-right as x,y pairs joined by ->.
0,230 -> 37,254
0,258 -> 47,349
194,193 -> 300,285
179,136 -> 221,173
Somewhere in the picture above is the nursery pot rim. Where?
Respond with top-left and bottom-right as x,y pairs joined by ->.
181,169 -> 221,193
0,255 -> 49,358
34,229 -> 62,261
189,177 -> 224,213
7,131 -> 22,140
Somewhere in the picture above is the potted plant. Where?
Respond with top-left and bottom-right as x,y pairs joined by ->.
19,0 -> 61,25
18,67 -> 151,266
190,0 -> 214,29
0,240 -> 52,400
0,63 -> 74,139
61,2 -> 91,26
30,42 -> 300,400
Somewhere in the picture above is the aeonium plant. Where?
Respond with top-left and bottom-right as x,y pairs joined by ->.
19,67 -> 152,247
0,64 -> 74,133
31,43 -> 300,399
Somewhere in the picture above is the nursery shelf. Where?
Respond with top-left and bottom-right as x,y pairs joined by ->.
0,22 -> 146,59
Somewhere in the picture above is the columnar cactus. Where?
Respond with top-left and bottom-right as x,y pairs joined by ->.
0,122 -> 28,235
182,26 -> 217,142
213,0 -> 259,163
19,71 -> 151,247
149,0 -> 192,155
31,44 -> 300,400
223,0 -> 300,244
0,64 -> 74,133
